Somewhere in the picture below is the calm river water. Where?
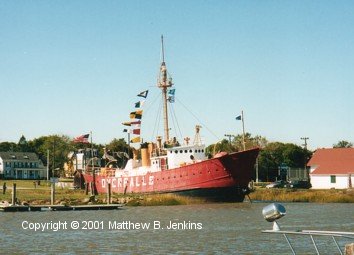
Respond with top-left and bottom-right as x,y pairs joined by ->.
0,203 -> 353,254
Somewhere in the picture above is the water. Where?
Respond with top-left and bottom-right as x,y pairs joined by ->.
0,203 -> 353,254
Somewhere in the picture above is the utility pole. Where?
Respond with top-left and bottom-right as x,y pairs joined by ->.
301,137 -> 309,150
241,110 -> 246,151
91,131 -> 97,196
47,149 -> 50,181
301,137 -> 310,181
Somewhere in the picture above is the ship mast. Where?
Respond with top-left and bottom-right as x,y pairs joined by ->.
157,35 -> 173,144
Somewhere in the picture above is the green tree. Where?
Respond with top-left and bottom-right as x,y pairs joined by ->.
0,142 -> 18,152
18,135 -> 29,152
206,133 -> 268,157
28,135 -> 75,177
333,140 -> 353,148
205,139 -> 234,156
257,142 -> 311,182
232,133 -> 268,151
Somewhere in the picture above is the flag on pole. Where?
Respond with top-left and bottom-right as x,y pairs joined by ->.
137,90 -> 149,98
168,89 -> 176,95
73,134 -> 90,143
130,110 -> 143,119
130,136 -> 141,143
130,129 -> 141,135
236,115 -> 242,120
122,120 -> 141,126
167,96 -> 175,103
135,100 -> 145,108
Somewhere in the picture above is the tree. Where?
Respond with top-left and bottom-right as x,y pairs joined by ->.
0,142 -> 18,152
28,135 -> 75,177
333,140 -> 353,148
257,142 -> 312,182
18,135 -> 29,152
205,133 -> 268,157
205,139 -> 234,156
231,133 -> 268,151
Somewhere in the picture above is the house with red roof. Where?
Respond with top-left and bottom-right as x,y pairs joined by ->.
307,148 -> 354,189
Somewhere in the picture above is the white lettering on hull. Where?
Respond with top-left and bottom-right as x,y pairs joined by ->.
102,175 -> 154,192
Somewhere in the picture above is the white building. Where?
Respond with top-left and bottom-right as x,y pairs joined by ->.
0,152 -> 47,179
308,148 -> 354,189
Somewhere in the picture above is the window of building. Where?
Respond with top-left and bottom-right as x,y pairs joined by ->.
330,175 -> 336,183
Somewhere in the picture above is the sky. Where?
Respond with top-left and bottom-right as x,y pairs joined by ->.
1,0 -> 353,150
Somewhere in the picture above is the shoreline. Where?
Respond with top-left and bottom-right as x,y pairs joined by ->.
1,181 -> 353,206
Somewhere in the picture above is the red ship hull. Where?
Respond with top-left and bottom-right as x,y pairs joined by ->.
82,148 -> 259,202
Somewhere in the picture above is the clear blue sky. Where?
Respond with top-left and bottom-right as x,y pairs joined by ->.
1,1 -> 353,150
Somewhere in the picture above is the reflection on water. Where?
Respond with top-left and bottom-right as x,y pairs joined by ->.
0,203 -> 353,254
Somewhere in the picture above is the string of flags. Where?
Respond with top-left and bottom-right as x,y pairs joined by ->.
122,88 -> 175,143
122,90 -> 149,143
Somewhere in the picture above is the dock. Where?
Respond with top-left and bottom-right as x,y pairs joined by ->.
1,182 -> 121,212
0,204 -> 122,212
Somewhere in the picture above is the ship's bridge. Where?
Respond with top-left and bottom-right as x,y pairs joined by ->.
166,144 -> 207,169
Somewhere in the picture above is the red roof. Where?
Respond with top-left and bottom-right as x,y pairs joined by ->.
308,148 -> 354,175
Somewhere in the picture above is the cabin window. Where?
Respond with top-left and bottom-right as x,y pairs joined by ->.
175,150 -> 178,154
180,150 -> 183,153
330,175 -> 336,183
184,150 -> 187,153
189,150 -> 192,153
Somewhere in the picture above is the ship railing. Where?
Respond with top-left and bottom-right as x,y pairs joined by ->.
261,203 -> 354,255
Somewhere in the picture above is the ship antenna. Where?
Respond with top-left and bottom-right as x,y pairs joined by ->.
157,35 -> 173,144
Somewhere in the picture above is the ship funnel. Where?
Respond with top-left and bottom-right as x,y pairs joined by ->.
141,143 -> 151,167
157,136 -> 162,150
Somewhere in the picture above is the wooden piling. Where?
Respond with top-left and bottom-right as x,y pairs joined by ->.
90,182 -> 94,196
107,183 -> 111,204
85,182 -> 89,195
346,243 -> 354,255
11,183 -> 16,205
51,182 -> 55,205
2,182 -> 6,194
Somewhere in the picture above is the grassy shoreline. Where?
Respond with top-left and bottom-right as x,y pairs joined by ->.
0,180 -> 353,205
249,188 -> 354,203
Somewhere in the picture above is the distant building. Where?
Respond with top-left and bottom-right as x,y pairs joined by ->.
64,148 -> 100,176
307,148 -> 354,189
0,152 -> 47,179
